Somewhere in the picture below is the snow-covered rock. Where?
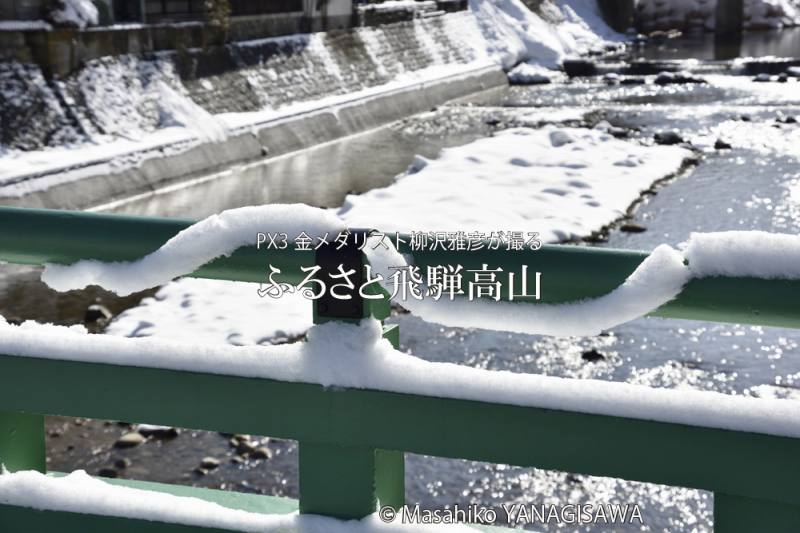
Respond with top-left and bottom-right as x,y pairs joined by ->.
507,62 -> 555,83
48,0 -> 99,30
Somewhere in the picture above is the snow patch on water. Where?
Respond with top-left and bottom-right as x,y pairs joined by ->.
106,278 -> 313,347
338,126 -> 690,238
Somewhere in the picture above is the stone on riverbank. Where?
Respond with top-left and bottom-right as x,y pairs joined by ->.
620,223 -> 647,233
200,457 -> 220,469
137,425 -> 179,439
714,139 -> 732,150
581,349 -> 606,362
654,71 -> 706,85
114,432 -> 145,448
654,131 -> 683,145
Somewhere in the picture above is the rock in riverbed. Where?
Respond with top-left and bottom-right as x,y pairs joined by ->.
251,447 -> 272,460
84,303 -> 112,324
621,77 -> 646,85
201,457 -> 220,469
581,349 -> 606,363
97,468 -> 118,478
235,439 -> 257,456
714,139 -> 732,150
620,223 -> 647,233
137,424 -> 179,439
654,71 -> 706,85
562,59 -> 597,77
654,131 -> 683,145
115,432 -> 146,448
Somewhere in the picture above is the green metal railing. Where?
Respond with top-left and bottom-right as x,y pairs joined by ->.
0,206 -> 799,532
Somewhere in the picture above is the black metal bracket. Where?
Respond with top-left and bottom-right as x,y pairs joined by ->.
313,230 -> 369,320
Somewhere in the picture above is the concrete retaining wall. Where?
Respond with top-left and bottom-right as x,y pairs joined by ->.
2,65 -> 506,210
0,11 -> 507,209
0,1 -> 468,77
1,11 -> 492,149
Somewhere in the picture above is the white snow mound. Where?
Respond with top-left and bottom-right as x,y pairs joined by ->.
49,0 -> 98,29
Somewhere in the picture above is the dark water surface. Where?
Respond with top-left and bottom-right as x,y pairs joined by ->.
631,27 -> 800,60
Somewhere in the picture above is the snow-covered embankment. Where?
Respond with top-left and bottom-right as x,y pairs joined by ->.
0,0 -> 623,201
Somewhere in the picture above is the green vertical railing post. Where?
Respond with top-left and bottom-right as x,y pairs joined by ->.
298,232 -> 404,519
714,493 -> 800,532
0,410 -> 45,473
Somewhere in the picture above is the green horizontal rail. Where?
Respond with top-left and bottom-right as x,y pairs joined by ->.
0,353 -> 799,508
0,206 -> 798,328
55,473 -> 300,514
0,475 -> 303,533
0,505 -> 250,533
2,206 -> 800,531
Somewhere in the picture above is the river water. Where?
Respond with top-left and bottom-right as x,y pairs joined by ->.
5,33 -> 800,533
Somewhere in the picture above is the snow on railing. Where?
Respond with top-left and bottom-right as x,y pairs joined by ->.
38,204 -> 800,336
2,313 -> 800,438
2,204 -> 800,531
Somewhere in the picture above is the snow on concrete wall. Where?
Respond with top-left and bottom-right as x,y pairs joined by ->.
0,11 -> 489,151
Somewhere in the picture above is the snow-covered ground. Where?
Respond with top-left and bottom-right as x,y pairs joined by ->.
469,0 -> 621,70
337,127 -> 688,238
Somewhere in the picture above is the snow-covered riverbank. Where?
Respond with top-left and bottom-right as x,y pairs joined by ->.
0,0 -> 619,198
